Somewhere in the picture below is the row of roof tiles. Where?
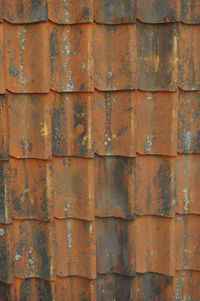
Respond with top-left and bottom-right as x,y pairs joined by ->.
0,215 -> 199,284
0,154 -> 199,223
0,22 -> 199,92
0,0 -> 200,25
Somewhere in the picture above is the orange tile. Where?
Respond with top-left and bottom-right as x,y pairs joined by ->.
8,93 -> 51,159
95,156 -> 135,219
179,24 -> 200,90
49,23 -> 93,92
176,215 -> 200,271
181,0 -> 200,24
52,157 -> 94,221
136,91 -> 177,156
135,216 -> 175,276
176,155 -> 200,214
5,23 -> 49,93
0,24 -> 5,93
137,0 -> 176,23
137,23 -> 177,91
135,155 -> 176,217
93,91 -> 136,156
55,219 -> 96,279
94,24 -> 136,91
96,218 -> 135,275
174,271 -> 200,300
0,95 -> 8,160
52,92 -> 93,157
3,0 -> 48,23
0,161 -> 11,224
94,0 -> 136,24
0,1 -> 2,22
178,91 -> 200,153
48,0 -> 93,24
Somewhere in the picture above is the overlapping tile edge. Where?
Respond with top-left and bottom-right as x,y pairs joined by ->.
0,0 -> 199,300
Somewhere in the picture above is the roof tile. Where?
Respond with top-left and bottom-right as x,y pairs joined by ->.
52,92 -> 93,157
10,158 -> 53,221
3,0 -> 48,24
137,23 -> 177,91
94,24 -> 136,91
49,23 -> 93,92
52,157 -> 94,221
55,219 -> 96,279
0,24 -> 5,93
175,271 -> 200,301
8,93 -> 51,159
95,156 -> 135,219
181,0 -> 200,24
178,91 -> 200,153
93,91 -> 136,156
0,95 -> 8,160
0,161 -> 11,224
5,23 -> 49,93
94,0 -> 136,24
175,215 -> 200,271
135,155 -> 176,217
48,0 -> 93,24
0,1 -> 2,23
179,24 -> 200,91
135,216 -> 175,276
96,217 -> 135,275
137,0 -> 176,23
136,91 -> 177,156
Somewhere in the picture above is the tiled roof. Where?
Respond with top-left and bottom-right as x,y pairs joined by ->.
0,0 -> 199,300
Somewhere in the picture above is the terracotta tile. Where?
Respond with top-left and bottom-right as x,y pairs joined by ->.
52,92 -> 93,157
135,155 -> 176,217
3,0 -> 48,23
135,216 -> 175,275
0,282 -> 11,300
5,23 -> 49,93
48,0 -> 93,24
10,158 -> 52,221
0,161 -> 11,224
93,91 -> 136,156
8,93 -> 51,159
175,215 -> 200,271
95,156 -> 135,219
94,0 -> 136,24
52,157 -> 94,221
96,274 -> 132,301
136,91 -> 177,156
137,23 -> 177,91
96,218 -> 135,275
0,95 -> 8,160
94,24 -> 136,91
137,0 -> 176,23
0,24 -> 5,93
176,155 -> 200,214
174,271 -> 200,301
179,24 -> 200,91
14,220 -> 55,279
0,1 -> 2,23
178,91 -> 200,153
181,0 -> 200,24
49,23 -> 93,92
55,219 -> 96,279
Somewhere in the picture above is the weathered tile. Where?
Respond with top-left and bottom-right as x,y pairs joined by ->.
0,161 -> 11,224
175,271 -> 200,301
55,219 -> 96,279
8,93 -> 51,159
135,216 -> 175,276
93,91 -> 136,156
10,158 -> 52,221
96,218 -> 135,275
49,24 -> 93,92
52,92 -> 93,157
48,0 -> 93,24
137,0 -> 176,23
5,23 -> 49,93
14,220 -> 55,279
0,24 -> 5,93
94,0 -> 136,24
136,91 -> 177,156
179,24 -> 200,90
94,24 -> 136,91
176,215 -> 200,271
136,155 -> 176,217
95,156 -> 135,219
52,157 -> 94,220
0,95 -> 8,160
178,91 -> 200,153
137,23 -> 177,91
3,0 -> 48,23
181,0 -> 200,24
